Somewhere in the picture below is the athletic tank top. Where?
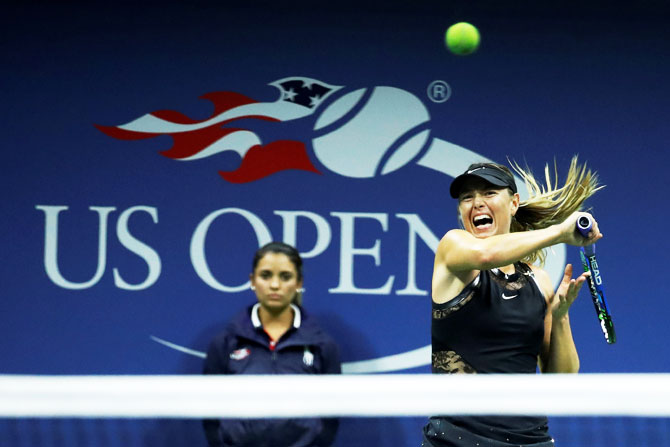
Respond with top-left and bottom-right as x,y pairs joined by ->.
422,262 -> 553,446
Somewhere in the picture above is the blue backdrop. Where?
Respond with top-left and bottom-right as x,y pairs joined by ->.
2,2 -> 669,446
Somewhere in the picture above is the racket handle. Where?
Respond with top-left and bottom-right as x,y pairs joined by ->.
576,215 -> 595,256
576,215 -> 592,237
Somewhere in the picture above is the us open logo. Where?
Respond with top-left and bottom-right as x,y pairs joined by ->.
95,76 -> 567,373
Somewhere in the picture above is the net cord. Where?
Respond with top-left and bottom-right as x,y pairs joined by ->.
1,373 -> 668,419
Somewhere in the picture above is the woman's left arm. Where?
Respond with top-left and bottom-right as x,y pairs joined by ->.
537,264 -> 588,373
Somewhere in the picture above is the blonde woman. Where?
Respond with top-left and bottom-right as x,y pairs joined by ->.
422,158 -> 602,447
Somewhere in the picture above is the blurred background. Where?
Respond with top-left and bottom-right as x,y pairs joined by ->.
2,1 -> 669,445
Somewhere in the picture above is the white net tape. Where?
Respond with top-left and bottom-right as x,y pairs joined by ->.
1,374 -> 669,419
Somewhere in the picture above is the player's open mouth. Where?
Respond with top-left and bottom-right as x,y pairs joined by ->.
473,214 -> 493,229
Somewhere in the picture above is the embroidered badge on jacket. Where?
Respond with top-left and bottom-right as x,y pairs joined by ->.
230,348 -> 250,360
303,347 -> 314,366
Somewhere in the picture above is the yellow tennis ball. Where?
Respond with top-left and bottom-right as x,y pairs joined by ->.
445,22 -> 480,55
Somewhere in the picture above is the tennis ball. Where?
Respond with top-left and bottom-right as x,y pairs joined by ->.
445,22 -> 480,55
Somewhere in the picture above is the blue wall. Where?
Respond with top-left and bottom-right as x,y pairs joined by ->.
2,2 -> 669,445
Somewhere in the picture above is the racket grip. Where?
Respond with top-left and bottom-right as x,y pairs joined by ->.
576,215 -> 596,256
576,215 -> 592,238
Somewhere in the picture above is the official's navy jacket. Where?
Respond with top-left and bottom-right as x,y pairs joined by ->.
203,303 -> 341,447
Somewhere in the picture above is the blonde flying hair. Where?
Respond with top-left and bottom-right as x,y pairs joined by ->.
509,156 -> 603,265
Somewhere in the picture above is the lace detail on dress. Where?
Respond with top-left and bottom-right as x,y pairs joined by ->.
490,263 -> 531,292
432,350 -> 477,374
432,290 -> 475,319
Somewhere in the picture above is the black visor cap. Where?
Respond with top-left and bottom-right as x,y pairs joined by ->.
449,165 -> 517,199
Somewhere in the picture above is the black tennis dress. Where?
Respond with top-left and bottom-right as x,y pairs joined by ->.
422,262 -> 555,447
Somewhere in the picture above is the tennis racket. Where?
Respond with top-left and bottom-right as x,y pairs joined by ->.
576,215 -> 616,344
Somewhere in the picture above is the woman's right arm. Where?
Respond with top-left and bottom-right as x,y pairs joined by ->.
442,211 -> 602,272
432,212 -> 601,303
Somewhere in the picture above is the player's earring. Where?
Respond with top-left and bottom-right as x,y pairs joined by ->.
297,288 -> 305,293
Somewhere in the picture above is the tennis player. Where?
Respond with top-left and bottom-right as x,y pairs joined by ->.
422,158 -> 602,446
203,242 -> 341,447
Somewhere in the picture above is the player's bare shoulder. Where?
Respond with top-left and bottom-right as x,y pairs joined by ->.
442,228 -> 470,241
433,229 -> 479,304
437,228 -> 470,254
434,229 -> 458,262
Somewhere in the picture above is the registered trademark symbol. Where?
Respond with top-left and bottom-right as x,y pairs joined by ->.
427,80 -> 451,103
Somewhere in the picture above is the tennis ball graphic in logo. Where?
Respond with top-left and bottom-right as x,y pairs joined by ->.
312,86 -> 431,178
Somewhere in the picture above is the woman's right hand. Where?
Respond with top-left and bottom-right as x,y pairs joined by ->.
558,211 -> 603,246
